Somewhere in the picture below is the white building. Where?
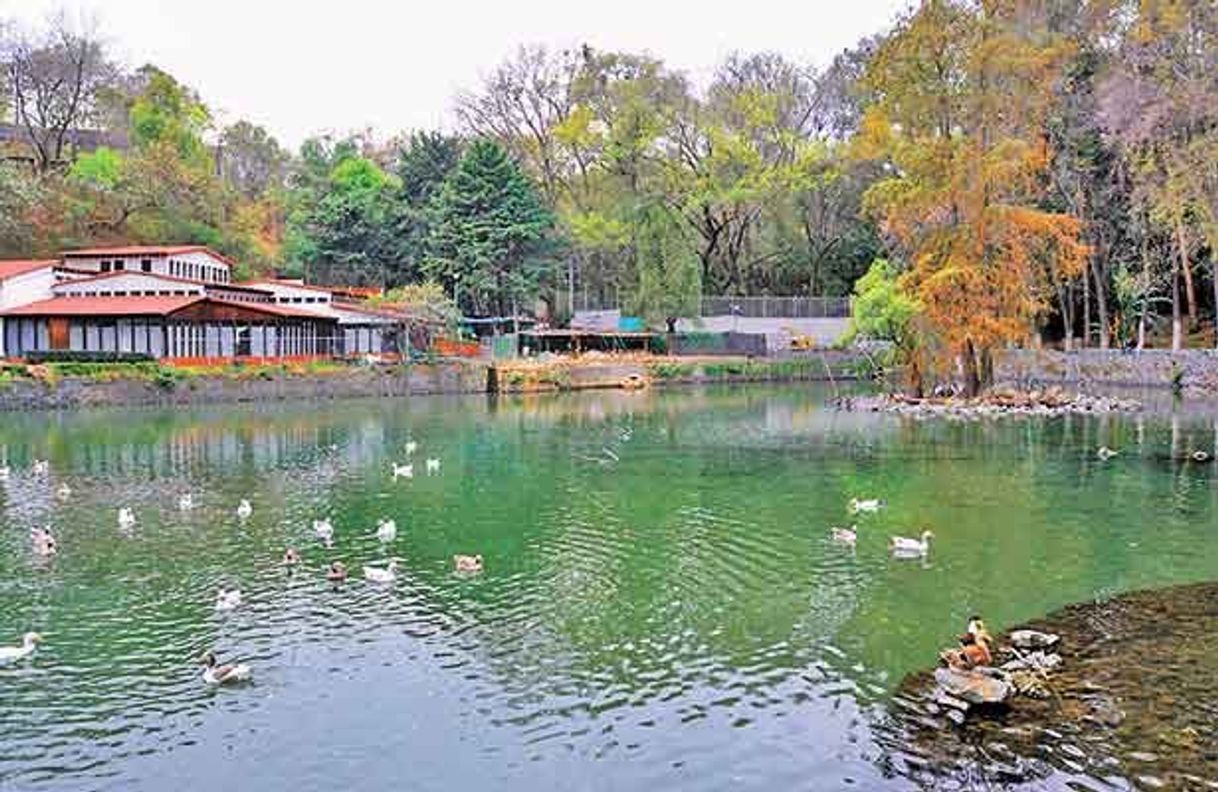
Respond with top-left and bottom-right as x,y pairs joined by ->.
0,260 -> 57,357
61,245 -> 234,284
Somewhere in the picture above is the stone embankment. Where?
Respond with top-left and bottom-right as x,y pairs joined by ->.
995,349 -> 1218,392
837,387 -> 1141,419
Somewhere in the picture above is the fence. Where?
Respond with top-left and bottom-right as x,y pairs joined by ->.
560,291 -> 851,319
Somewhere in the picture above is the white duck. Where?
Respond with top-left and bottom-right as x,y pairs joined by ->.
363,559 -> 400,583
404,441 -> 418,456
178,493 -> 194,511
32,459 -> 49,476
849,498 -> 884,514
0,464 -> 10,481
1096,446 -> 1119,461
236,499 -> 253,520
199,650 -> 251,685
426,458 -> 441,475
454,554 -> 483,573
117,507 -> 137,530
376,519 -> 397,542
56,482 -> 72,500
214,588 -> 243,611
30,527 -> 57,557
313,518 -> 334,545
392,463 -> 414,480
890,530 -> 935,556
0,632 -> 42,663
830,525 -> 858,545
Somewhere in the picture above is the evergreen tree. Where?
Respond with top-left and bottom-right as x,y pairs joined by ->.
425,140 -> 555,315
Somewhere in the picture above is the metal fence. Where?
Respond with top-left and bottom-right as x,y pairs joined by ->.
559,291 -> 851,319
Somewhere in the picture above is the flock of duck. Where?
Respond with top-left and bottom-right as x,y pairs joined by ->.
830,497 -> 935,557
3,442 -> 485,686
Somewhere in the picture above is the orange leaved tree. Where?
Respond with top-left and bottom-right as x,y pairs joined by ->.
856,0 -> 1089,395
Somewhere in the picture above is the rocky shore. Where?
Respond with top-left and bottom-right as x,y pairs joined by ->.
879,582 -> 1218,790
839,387 -> 1142,419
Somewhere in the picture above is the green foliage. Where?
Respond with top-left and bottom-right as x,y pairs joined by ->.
627,203 -> 701,327
373,281 -> 462,330
425,140 -> 556,315
847,259 -> 919,346
71,147 -> 123,188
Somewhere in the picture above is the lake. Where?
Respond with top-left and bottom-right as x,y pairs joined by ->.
1,385 -> 1216,791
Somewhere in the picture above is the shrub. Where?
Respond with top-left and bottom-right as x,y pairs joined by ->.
25,350 -> 156,364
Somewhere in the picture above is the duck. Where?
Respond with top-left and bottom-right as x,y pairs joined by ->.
0,632 -> 42,663
214,588 -> 243,611
1096,446 -> 1119,461
849,498 -> 883,514
376,519 -> 397,542
940,631 -> 992,670
0,464 -> 10,481
890,530 -> 934,556
830,525 -> 858,545
326,560 -> 348,583
392,463 -> 414,480
966,615 -> 993,646
282,547 -> 301,567
55,482 -> 72,500
426,458 -> 441,475
454,554 -> 484,573
178,493 -> 194,511
236,499 -> 253,520
30,526 -> 57,556
363,559 -> 400,583
32,459 -> 49,476
1191,450 -> 1212,463
404,441 -> 418,456
198,650 -> 251,685
313,518 -> 334,546
117,507 -> 136,530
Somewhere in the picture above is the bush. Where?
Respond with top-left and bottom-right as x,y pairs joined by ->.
25,350 -> 156,364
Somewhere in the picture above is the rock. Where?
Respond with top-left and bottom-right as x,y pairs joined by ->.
1009,670 -> 1052,699
1127,751 -> 1159,763
1008,630 -> 1061,650
934,667 -> 1015,706
1001,650 -> 1062,672
945,708 -> 966,726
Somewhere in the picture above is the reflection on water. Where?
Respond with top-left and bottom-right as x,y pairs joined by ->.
1,387 -> 1216,791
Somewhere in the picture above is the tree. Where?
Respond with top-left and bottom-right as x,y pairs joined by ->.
628,203 -> 701,327
425,140 -> 556,315
857,0 -> 1089,393
1,13 -> 114,173
219,120 -> 288,200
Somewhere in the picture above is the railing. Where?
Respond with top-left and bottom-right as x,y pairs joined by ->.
561,291 -> 852,319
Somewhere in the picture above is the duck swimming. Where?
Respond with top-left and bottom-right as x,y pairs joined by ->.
1096,446 -> 1119,461
55,482 -> 72,500
454,554 -> 483,573
326,561 -> 348,583
376,519 -> 397,542
178,493 -> 194,511
30,527 -> 57,556
117,508 -> 136,530
236,499 -> 253,520
404,441 -> 418,456
890,530 -> 934,556
313,519 -> 334,546
32,460 -> 49,476
392,463 -> 413,480
363,560 -> 400,583
426,458 -> 441,474
0,632 -> 42,663
830,526 -> 858,545
198,650 -> 251,685
214,588 -> 243,611
282,547 -> 301,567
849,498 -> 883,514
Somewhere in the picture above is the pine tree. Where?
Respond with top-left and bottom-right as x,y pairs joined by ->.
425,140 -> 555,316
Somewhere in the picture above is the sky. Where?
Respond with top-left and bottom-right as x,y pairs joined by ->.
2,0 -> 908,150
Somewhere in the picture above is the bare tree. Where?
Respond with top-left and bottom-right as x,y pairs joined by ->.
2,12 -> 113,173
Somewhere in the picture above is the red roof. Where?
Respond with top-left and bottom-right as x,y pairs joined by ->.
61,245 -> 237,269
0,259 -> 56,282
0,295 -> 335,320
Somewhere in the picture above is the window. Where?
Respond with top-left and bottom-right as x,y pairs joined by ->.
101,261 -> 112,273
141,259 -> 152,273
116,260 -> 126,271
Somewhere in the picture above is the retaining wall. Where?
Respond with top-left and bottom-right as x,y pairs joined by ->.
994,349 -> 1218,391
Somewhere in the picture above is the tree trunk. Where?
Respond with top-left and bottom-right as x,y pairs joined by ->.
1172,258 -> 1183,352
962,339 -> 981,398
1173,210 -> 1197,331
1091,256 -> 1110,349
1213,255 -> 1218,349
1081,258 -> 1091,348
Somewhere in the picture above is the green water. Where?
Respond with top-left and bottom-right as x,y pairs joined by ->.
1,386 -> 1216,791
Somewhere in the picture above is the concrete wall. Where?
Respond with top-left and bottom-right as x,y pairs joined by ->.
678,316 -> 852,352
0,363 -> 489,412
994,349 -> 1218,392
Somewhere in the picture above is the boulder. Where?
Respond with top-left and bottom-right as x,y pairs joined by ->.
1008,630 -> 1060,650
933,667 -> 1015,706
1001,651 -> 1062,673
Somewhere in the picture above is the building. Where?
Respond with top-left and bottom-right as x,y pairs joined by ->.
0,246 -> 351,362
240,280 -> 405,357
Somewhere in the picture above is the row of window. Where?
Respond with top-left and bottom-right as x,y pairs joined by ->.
167,259 -> 229,283
274,296 -> 326,304
98,259 -> 153,274
62,289 -> 200,298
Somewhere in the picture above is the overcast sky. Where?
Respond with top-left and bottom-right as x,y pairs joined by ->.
3,0 -> 907,150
